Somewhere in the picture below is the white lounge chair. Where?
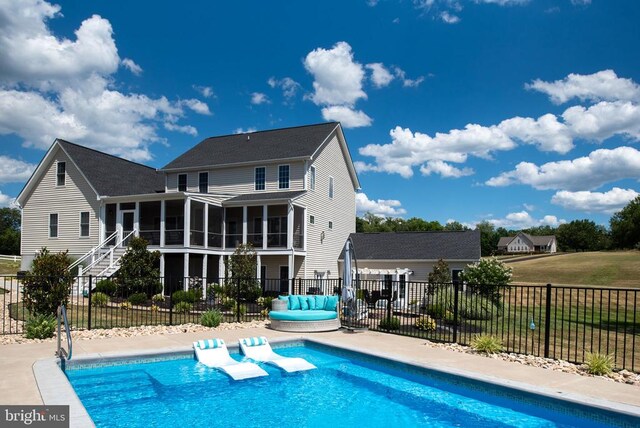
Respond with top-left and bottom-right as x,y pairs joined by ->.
193,338 -> 268,380
238,336 -> 316,373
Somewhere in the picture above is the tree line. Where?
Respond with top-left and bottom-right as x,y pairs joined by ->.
357,196 -> 640,256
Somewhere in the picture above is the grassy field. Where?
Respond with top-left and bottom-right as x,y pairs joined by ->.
0,259 -> 20,275
509,251 -> 640,288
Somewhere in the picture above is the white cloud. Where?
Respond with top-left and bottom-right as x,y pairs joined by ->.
475,0 -> 530,5
393,67 -> 425,88
366,63 -> 394,88
304,41 -> 367,107
164,122 -> 197,136
523,203 -> 535,211
0,156 -> 36,184
193,85 -> 215,98
267,77 -> 301,101
571,0 -> 591,5
321,106 -> 372,128
179,99 -> 211,115
356,193 -> 406,217
486,146 -> 640,191
420,160 -> 473,178
121,58 -> 142,75
0,191 -> 16,208
561,101 -> 640,142
551,188 -> 639,214
234,127 -> 257,134
440,11 -> 460,24
487,211 -> 565,229
526,70 -> 640,104
498,114 -> 573,153
250,92 -> 269,105
0,1 -> 201,161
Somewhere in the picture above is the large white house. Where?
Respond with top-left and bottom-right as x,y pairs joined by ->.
497,232 -> 557,254
16,122 -> 360,294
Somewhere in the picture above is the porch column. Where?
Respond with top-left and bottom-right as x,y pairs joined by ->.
204,203 -> 209,249
303,207 -> 307,251
202,254 -> 208,299
98,203 -> 105,242
287,203 -> 294,250
262,205 -> 268,249
159,254 -> 165,294
183,253 -> 189,290
242,206 -> 248,244
219,255 -> 226,281
288,253 -> 294,294
222,208 -> 226,250
160,200 -> 166,247
134,202 -> 140,237
184,198 -> 190,248
256,255 -> 262,281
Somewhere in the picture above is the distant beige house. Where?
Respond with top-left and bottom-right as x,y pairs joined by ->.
16,122 -> 361,295
497,232 -> 557,254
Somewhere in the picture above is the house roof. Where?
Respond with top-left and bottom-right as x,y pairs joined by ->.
341,230 -> 481,261
222,190 -> 306,204
498,233 -> 556,247
57,140 -> 165,197
497,237 -> 514,247
161,122 -> 341,171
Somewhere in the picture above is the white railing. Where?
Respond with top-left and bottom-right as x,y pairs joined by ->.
68,231 -> 119,272
0,254 -> 21,262
81,229 -> 136,277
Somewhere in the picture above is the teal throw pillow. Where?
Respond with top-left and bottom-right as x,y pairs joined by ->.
307,296 -> 317,310
298,295 -> 309,310
325,295 -> 339,311
315,295 -> 327,310
289,295 -> 301,310
278,295 -> 290,310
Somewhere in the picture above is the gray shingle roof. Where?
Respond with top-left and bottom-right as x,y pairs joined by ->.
58,140 -> 165,197
342,230 -> 481,261
161,122 -> 339,170
223,190 -> 306,204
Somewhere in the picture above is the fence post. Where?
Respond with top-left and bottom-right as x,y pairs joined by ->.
169,291 -> 173,326
544,283 -> 552,358
236,277 -> 241,323
87,275 -> 93,331
452,281 -> 459,344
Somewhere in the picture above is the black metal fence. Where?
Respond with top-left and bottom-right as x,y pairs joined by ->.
1,275 -> 638,371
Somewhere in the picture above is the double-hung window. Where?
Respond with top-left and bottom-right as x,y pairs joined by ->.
309,166 -> 316,191
49,213 -> 58,238
255,167 -> 266,190
178,174 -> 187,192
80,212 -> 90,237
56,162 -> 66,186
278,165 -> 289,189
328,176 -> 334,199
199,172 -> 208,193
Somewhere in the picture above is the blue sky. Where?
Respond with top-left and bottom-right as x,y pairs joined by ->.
1,0 -> 639,229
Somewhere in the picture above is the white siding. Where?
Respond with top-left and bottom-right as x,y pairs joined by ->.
165,163 -> 305,194
21,147 -> 100,268
299,133 -> 356,278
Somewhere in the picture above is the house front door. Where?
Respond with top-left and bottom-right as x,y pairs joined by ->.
120,211 -> 135,246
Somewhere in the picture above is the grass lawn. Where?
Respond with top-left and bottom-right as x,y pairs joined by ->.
0,259 -> 20,275
509,251 -> 640,288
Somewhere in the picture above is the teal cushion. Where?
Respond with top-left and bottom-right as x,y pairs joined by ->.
270,310 -> 338,321
307,296 -> 317,310
324,295 -> 339,311
298,295 -> 309,310
289,295 -> 300,310
278,295 -> 290,309
315,295 -> 327,310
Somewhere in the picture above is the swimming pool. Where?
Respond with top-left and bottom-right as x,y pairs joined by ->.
61,340 -> 639,428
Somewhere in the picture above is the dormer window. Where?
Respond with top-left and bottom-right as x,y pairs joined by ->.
199,172 -> 208,193
278,165 -> 289,189
56,162 -> 66,186
178,174 -> 187,192
255,167 -> 265,191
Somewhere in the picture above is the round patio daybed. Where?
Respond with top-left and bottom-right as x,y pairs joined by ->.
268,295 -> 341,332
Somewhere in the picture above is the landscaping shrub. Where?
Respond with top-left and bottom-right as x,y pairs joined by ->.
425,303 -> 447,319
128,292 -> 147,306
94,279 -> 117,296
443,310 -> 460,326
470,335 -> 503,354
91,292 -> 110,307
233,303 -> 247,318
115,237 -> 162,296
379,316 -> 401,330
414,316 -> 436,331
256,296 -> 273,310
220,297 -> 236,311
120,301 -> 132,310
585,352 -> 613,375
172,290 -> 198,306
25,314 -> 57,339
150,304 -> 159,312
152,293 -> 165,303
174,301 -> 192,314
458,295 -> 496,321
22,248 -> 73,316
200,310 -> 223,327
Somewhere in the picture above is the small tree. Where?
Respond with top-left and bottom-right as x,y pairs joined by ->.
459,257 -> 512,306
116,237 -> 161,297
427,259 -> 451,295
23,248 -> 73,316
225,243 -> 261,301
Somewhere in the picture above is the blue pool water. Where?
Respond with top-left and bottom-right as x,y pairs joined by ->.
65,343 -> 638,428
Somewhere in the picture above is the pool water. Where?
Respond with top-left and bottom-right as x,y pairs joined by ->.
65,343 -> 637,428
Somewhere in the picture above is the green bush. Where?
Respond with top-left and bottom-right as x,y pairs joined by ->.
128,292 -> 148,306
425,303 -> 447,319
174,301 -> 192,314
172,290 -> 198,306
256,296 -> 274,310
91,292 -> 110,307
94,279 -> 117,296
585,352 -> 613,375
471,334 -> 503,354
22,248 -> 73,316
415,316 -> 436,331
115,237 -> 161,296
233,303 -> 247,318
152,293 -> 165,303
200,310 -> 223,327
25,314 -> 57,339
443,310 -> 460,325
220,296 -> 236,311
458,295 -> 496,321
379,316 -> 401,330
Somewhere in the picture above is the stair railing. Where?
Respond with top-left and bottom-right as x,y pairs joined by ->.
69,231 -> 119,272
57,305 -> 72,361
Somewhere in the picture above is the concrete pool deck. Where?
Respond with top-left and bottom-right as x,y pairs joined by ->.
1,327 -> 638,415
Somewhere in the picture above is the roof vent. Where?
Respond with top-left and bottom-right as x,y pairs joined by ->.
247,135 -> 250,141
